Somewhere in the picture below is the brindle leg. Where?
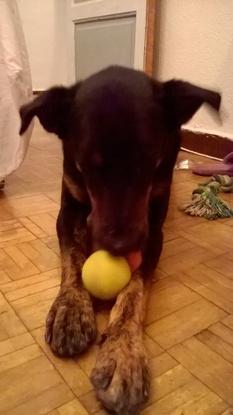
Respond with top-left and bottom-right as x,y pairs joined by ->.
91,194 -> 169,414
91,273 -> 149,415
45,187 -> 97,357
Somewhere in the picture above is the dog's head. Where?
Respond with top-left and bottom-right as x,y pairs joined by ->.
20,66 -> 221,257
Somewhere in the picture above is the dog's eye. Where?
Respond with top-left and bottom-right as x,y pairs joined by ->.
75,161 -> 82,172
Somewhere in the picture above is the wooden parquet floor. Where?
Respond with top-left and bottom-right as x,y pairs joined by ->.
1,121 -> 233,414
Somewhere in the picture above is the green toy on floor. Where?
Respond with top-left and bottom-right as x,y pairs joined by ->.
181,175 -> 233,220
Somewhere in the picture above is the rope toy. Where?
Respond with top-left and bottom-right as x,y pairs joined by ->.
181,175 -> 233,220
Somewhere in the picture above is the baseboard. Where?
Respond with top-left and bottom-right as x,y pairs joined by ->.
181,129 -> 233,159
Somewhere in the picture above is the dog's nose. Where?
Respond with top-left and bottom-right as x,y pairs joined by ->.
100,230 -> 146,256
108,240 -> 130,256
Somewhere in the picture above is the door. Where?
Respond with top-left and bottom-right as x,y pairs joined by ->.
66,0 -> 153,83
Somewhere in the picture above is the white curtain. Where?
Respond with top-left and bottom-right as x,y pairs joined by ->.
0,0 -> 33,178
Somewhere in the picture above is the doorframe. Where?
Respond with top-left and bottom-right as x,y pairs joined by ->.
66,0 -> 156,83
144,0 -> 156,76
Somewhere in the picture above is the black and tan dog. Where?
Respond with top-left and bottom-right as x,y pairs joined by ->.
20,66 -> 220,415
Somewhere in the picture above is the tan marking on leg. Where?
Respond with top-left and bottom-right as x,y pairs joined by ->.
63,174 -> 89,203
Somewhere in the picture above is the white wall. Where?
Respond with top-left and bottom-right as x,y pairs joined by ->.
18,0 -> 233,139
18,0 -> 68,90
154,0 -> 233,140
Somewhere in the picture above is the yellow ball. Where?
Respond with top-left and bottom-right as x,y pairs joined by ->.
82,250 -> 131,300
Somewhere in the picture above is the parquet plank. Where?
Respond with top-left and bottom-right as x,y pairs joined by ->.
0,292 -> 26,341
19,216 -> 47,238
0,227 -> 36,249
5,384 -> 74,415
142,382 -> 225,415
223,315 -> 233,330
169,337 -> 233,405
0,194 -> 58,217
0,219 -> 22,232
146,299 -> 226,349
33,327 -> 92,397
0,344 -> 42,373
205,255 -> 233,280
18,239 -> 60,272
158,243 -> 216,274
0,355 -> 72,414
148,365 -> 195,406
146,277 -> 200,324
175,272 -> 233,314
183,264 -> 233,302
182,222 -> 233,253
0,270 -> 11,284
41,235 -> 60,255
28,212 -> 57,236
197,329 -> 233,365
0,332 -> 34,357
209,322 -> 233,347
48,398 -> 89,415
11,286 -> 59,330
3,245 -> 39,279
1,268 -> 60,302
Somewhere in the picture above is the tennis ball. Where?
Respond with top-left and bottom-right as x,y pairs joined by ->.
82,250 -> 131,300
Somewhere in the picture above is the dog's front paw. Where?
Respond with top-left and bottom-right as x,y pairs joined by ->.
45,286 -> 96,357
91,331 -> 149,415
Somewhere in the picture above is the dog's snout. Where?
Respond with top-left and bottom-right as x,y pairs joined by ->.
108,240 -> 130,256
99,228 -> 146,256
108,241 -> 124,256
87,200 -> 148,256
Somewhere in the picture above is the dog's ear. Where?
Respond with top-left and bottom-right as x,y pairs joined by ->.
20,84 -> 77,138
163,80 -> 221,127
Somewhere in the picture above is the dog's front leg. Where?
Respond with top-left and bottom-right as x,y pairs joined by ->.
91,273 -> 149,415
45,189 -> 97,357
90,193 -> 169,414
